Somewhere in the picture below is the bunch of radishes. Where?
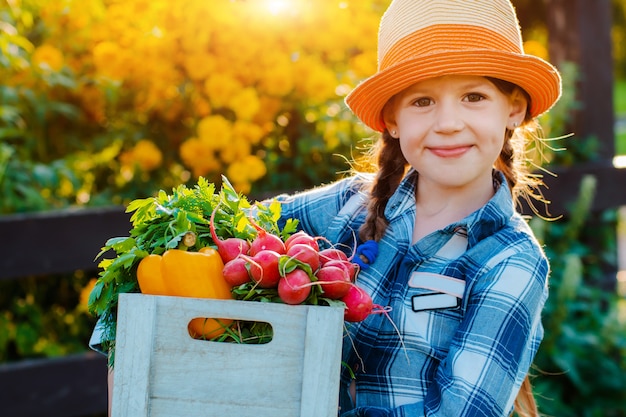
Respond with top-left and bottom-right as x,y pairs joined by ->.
210,209 -> 373,322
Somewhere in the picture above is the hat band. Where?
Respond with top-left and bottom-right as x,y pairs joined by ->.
380,25 -> 522,71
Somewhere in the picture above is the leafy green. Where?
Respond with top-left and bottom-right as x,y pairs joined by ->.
86,175 -> 296,365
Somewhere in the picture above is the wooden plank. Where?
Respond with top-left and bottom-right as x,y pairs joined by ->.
0,206 -> 131,280
299,305 -> 344,417
0,351 -> 108,417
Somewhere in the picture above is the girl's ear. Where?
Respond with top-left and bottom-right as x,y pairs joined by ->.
507,89 -> 528,129
382,100 -> 398,138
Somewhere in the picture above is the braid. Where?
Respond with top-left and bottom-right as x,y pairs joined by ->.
359,130 -> 408,242
495,129 -> 519,196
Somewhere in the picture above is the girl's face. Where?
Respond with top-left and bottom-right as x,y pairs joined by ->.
383,75 -> 526,193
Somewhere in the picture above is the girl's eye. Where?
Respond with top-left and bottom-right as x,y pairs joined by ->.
465,93 -> 485,102
413,97 -> 432,107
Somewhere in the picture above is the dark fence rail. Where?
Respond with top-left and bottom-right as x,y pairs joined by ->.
0,206 -> 131,281
0,352 -> 108,417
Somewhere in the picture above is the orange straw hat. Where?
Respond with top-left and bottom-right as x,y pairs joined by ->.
345,0 -> 562,132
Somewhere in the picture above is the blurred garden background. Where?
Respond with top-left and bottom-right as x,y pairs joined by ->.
1,0 -> 625,416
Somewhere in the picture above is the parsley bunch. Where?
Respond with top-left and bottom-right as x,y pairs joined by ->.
87,176 -> 296,363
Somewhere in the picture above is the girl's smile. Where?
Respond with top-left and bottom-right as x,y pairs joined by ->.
427,144 -> 473,158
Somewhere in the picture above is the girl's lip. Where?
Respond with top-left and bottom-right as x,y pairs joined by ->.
428,145 -> 472,158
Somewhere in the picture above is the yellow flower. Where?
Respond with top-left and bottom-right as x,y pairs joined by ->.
244,154 -> 267,181
180,137 -> 221,177
233,121 -> 265,146
119,140 -> 163,172
204,74 -> 243,108
196,115 -> 233,149
254,96 -> 283,125
133,140 -> 163,171
220,138 -> 251,164
32,44 -> 64,72
349,51 -> 377,80
92,41 -> 128,80
258,54 -> 295,97
226,154 -> 267,185
229,87 -> 261,121
190,93 -> 212,118
80,278 -> 98,310
293,56 -> 338,103
183,53 -> 216,81
523,40 -> 549,61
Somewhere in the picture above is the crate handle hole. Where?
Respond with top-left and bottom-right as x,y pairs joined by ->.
187,318 -> 273,344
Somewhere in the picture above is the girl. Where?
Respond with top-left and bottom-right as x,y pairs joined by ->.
273,0 -> 562,416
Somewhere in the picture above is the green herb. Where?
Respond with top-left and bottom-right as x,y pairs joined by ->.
87,175 -> 291,365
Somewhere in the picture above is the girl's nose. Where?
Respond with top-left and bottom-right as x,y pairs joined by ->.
433,102 -> 463,134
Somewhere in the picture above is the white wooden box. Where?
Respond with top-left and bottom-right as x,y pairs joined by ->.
112,293 -> 344,417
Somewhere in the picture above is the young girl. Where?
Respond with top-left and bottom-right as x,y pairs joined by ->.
272,0 -> 562,416
92,0 -> 561,415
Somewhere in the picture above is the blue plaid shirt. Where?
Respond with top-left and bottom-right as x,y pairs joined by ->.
275,170 -> 549,417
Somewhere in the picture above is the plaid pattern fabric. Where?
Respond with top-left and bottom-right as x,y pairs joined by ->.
275,170 -> 549,417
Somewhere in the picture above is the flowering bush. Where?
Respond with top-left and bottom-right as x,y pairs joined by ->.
0,0 -> 389,213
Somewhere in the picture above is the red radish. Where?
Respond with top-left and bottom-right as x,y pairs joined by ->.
210,207 -> 251,263
245,250 -> 282,288
341,285 -> 373,322
248,215 -> 286,256
315,265 -> 351,299
278,269 -> 312,305
222,257 -> 251,287
323,259 -> 357,282
285,231 -> 320,251
286,243 -> 321,273
319,248 -> 349,265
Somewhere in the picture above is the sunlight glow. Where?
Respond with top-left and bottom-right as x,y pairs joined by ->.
266,0 -> 289,15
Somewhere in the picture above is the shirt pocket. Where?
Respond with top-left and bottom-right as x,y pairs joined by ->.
402,272 -> 465,360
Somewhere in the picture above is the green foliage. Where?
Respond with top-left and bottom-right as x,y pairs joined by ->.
615,79 -> 626,156
0,272 -> 97,363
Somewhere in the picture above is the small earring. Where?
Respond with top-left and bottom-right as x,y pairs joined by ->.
512,122 -> 519,128
391,130 -> 397,136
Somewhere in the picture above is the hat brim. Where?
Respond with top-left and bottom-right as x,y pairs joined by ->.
345,50 -> 562,132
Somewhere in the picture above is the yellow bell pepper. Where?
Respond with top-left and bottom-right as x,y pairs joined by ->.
136,254 -> 168,295
136,247 -> 233,339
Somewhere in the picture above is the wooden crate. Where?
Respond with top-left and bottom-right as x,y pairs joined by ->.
112,293 -> 345,417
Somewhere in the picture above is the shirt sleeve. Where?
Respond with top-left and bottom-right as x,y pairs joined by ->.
273,175 -> 363,237
421,248 -> 549,416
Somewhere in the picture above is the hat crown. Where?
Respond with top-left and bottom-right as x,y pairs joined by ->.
378,0 -> 524,69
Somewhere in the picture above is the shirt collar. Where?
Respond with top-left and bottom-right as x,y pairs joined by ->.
384,170 -> 515,247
